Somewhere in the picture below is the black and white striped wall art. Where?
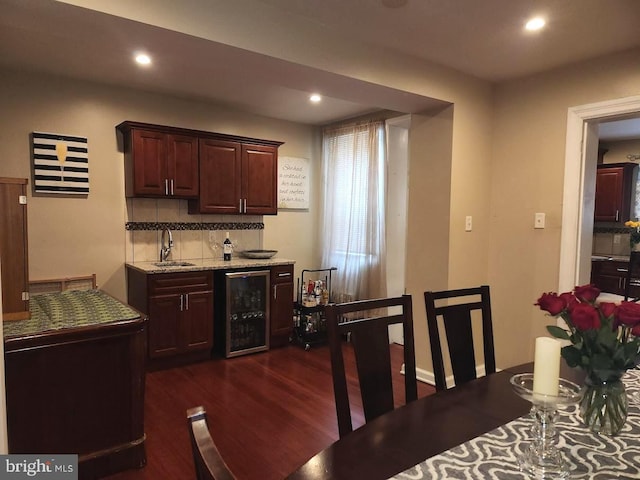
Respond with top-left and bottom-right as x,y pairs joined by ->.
31,132 -> 89,194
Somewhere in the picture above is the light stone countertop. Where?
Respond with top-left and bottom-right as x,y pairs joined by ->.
591,254 -> 630,262
126,257 -> 295,274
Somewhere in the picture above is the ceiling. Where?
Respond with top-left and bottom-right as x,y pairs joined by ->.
1,0 -> 639,130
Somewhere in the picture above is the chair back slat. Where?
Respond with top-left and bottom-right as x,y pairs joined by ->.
327,294 -> 417,438
442,305 -> 477,385
351,321 -> 395,421
424,285 -> 496,392
187,406 -> 237,480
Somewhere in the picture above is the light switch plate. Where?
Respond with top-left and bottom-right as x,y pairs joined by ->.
465,216 -> 472,232
534,212 -> 545,229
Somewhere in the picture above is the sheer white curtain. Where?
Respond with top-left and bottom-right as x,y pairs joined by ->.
320,120 -> 387,302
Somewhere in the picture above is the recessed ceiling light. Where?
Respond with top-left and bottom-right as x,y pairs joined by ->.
134,53 -> 152,66
525,17 -> 546,32
309,93 -> 322,103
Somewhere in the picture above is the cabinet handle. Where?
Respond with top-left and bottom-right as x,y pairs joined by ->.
278,272 -> 292,278
243,198 -> 247,213
180,294 -> 184,311
165,179 -> 169,196
617,268 -> 628,273
616,210 -> 619,222
239,199 -> 243,213
170,179 -> 174,196
185,293 -> 189,310
273,284 -> 277,300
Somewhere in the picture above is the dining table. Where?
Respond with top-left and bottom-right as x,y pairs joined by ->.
286,363 -> 640,480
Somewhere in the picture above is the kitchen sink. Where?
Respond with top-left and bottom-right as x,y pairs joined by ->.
152,261 -> 196,267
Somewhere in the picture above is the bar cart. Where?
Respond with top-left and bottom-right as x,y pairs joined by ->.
293,267 -> 336,350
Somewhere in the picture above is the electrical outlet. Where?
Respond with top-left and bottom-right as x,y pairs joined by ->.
534,212 -> 545,229
614,234 -> 621,245
465,216 -> 472,232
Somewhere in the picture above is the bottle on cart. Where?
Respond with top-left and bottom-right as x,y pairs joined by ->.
223,231 -> 232,261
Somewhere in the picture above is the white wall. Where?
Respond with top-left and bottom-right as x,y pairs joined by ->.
0,68 -> 319,301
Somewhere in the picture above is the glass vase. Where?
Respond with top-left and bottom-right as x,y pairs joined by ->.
579,375 -> 628,436
510,374 -> 583,479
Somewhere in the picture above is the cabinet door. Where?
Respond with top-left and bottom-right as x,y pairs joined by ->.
181,290 -> 214,352
167,134 -> 199,198
592,273 -> 624,295
196,139 -> 242,214
595,168 -> 624,222
0,179 -> 29,320
242,144 -> 278,215
270,265 -> 294,347
132,129 -> 168,196
148,294 -> 181,358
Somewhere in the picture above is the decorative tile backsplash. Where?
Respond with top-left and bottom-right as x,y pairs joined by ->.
125,221 -> 264,230
125,198 -> 264,263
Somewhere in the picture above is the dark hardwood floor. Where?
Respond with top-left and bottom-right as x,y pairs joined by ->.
106,342 -> 434,480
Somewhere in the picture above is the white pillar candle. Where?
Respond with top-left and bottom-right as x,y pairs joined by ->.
532,337 -> 561,396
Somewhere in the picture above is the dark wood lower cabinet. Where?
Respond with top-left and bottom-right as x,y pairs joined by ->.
127,268 -> 214,370
591,259 -> 640,297
270,264 -> 294,347
4,317 -> 147,479
127,263 -> 295,367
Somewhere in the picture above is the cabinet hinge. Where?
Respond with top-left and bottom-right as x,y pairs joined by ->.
19,195 -> 27,205
22,291 -> 30,301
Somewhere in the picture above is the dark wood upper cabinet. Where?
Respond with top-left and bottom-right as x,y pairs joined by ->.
118,122 -> 198,198
168,134 -> 199,197
243,144 -> 279,215
117,121 -> 282,213
194,139 -> 243,214
190,140 -> 279,215
594,163 -> 637,223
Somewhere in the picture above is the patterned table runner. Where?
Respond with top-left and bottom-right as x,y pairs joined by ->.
391,369 -> 640,479
3,289 -> 140,338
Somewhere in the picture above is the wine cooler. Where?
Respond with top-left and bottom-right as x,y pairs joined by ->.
221,270 -> 270,358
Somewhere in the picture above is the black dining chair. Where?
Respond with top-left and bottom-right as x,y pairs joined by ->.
326,294 -> 418,438
187,406 -> 237,480
424,285 -> 496,392
624,251 -> 640,301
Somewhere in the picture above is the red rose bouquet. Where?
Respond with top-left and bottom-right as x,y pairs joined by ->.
536,284 -> 640,380
536,284 -> 640,435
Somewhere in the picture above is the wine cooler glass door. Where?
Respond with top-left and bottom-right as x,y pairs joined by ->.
225,270 -> 270,357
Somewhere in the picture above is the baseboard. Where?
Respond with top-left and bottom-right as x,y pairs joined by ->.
401,363 -> 499,389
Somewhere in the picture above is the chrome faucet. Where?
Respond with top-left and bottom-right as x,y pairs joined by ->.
160,227 -> 173,262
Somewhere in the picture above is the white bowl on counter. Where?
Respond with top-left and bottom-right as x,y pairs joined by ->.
240,250 -> 278,259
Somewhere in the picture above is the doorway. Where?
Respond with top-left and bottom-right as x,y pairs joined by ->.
559,95 -> 640,291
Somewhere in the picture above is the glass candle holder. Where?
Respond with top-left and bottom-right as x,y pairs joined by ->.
510,373 -> 583,479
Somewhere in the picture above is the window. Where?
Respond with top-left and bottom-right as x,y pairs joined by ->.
320,120 -> 387,301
